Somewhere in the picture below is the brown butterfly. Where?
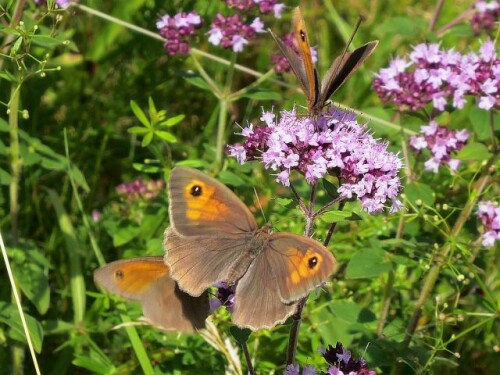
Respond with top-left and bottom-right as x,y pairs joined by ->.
269,6 -> 378,114
94,257 -> 210,332
163,167 -> 337,330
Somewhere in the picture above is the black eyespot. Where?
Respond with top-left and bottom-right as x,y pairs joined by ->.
300,30 -> 306,42
308,257 -> 318,269
115,270 -> 124,279
190,185 -> 202,197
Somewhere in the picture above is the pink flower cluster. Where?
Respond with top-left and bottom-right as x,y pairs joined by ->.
409,121 -> 469,173
116,178 -> 164,201
284,342 -> 376,375
208,14 -> 264,52
34,0 -> 72,8
471,1 -> 499,34
225,0 -> 286,18
228,108 -> 403,214
477,201 -> 500,247
156,12 -> 202,56
373,40 -> 499,112
272,33 -> 318,74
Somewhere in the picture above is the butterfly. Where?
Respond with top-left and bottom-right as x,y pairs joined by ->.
94,257 -> 210,332
163,167 -> 337,330
269,6 -> 378,114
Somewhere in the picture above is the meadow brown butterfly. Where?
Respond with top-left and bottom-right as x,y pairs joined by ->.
94,257 -> 210,332
164,167 -> 336,330
269,6 -> 378,114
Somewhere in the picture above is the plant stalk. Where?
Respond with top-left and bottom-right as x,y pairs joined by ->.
241,342 -> 256,375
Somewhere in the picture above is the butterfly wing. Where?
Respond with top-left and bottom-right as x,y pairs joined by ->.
269,29 -> 310,101
94,257 -> 210,332
292,6 -> 320,110
233,253 -> 298,330
318,41 -> 379,106
168,167 -> 258,237
164,227 -> 252,296
266,233 -> 336,303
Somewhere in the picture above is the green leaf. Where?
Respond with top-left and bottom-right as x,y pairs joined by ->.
376,16 -> 426,37
162,114 -> 185,127
321,210 -> 361,223
322,178 -> 338,198
32,35 -> 62,48
243,90 -> 282,101
456,142 -> 492,161
345,248 -> 392,279
229,326 -> 251,345
70,165 -> 90,193
175,160 -> 209,168
469,107 -> 492,141
132,163 -> 162,173
0,168 -> 11,185
127,126 -> 149,134
147,96 -> 157,118
130,100 -> 150,127
155,130 -> 177,143
183,76 -> 212,91
46,189 -> 86,324
0,70 -> 17,83
0,301 -> 44,353
141,132 -> 154,147
404,182 -> 435,207
10,245 -> 50,314
11,37 -> 22,55
218,170 -> 246,187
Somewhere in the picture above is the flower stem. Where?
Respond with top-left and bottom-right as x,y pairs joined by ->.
323,201 -> 345,247
428,0 -> 445,32
286,296 -> 308,365
241,342 -> 256,375
215,99 -> 229,171
286,183 -> 318,365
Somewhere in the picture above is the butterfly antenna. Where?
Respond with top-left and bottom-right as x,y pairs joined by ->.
334,16 -> 364,76
253,187 -> 267,223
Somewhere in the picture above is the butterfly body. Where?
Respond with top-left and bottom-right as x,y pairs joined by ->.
164,167 -> 336,330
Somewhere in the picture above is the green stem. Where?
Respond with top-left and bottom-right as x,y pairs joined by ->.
241,342 -> 256,375
214,54 -> 236,171
215,99 -> 229,171
9,83 -> 25,375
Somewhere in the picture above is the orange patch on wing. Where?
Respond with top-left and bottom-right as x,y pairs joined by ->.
114,261 -> 169,294
183,179 -> 229,222
288,247 -> 323,285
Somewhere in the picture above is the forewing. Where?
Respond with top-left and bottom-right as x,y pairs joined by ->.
292,6 -> 320,109
94,257 -> 168,301
164,227 -> 250,296
268,28 -> 310,100
232,254 -> 298,330
168,167 -> 258,237
266,233 -> 336,303
319,41 -> 378,105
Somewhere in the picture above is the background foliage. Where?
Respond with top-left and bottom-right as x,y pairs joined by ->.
0,0 -> 498,374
